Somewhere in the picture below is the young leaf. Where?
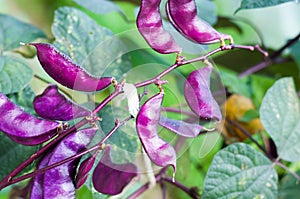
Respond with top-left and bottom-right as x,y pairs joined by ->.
92,145 -> 137,195
73,0 -> 122,14
0,56 -> 33,95
34,84 -> 91,121
0,14 -> 46,51
203,143 -> 278,199
260,77 -> 300,162
52,7 -> 131,80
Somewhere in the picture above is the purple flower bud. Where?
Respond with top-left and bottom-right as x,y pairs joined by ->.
184,65 -> 222,121
0,92 -> 60,145
43,127 -> 98,198
29,43 -> 113,92
136,92 -> 177,171
137,0 -> 181,54
92,145 -> 137,195
159,116 -> 203,137
166,0 -> 232,44
34,84 -> 91,121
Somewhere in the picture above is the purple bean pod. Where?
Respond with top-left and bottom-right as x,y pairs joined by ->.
29,43 -> 113,92
29,153 -> 51,199
159,116 -> 203,138
184,65 -> 222,121
0,92 -> 60,145
137,0 -> 181,54
75,151 -> 97,189
34,84 -> 91,121
92,145 -> 138,195
166,0 -> 232,45
136,92 -> 177,171
43,127 -> 98,199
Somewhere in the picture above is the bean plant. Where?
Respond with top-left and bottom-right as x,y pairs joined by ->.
0,0 -> 300,198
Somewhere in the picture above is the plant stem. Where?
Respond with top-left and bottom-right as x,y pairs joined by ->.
0,116 -> 132,190
275,160 -> 300,182
226,118 -> 274,160
163,177 -> 199,199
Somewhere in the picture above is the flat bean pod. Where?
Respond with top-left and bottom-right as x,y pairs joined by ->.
137,0 -> 181,54
136,92 -> 177,170
166,0 -> 232,45
159,116 -> 203,137
184,65 -> 222,121
29,43 -> 113,92
43,127 -> 98,199
92,145 -> 137,195
0,92 -> 60,145
34,84 -> 91,121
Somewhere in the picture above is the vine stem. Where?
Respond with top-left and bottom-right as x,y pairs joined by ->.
0,116 -> 132,190
274,160 -> 300,182
0,43 -> 264,190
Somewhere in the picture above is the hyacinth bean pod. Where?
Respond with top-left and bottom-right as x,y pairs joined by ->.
0,92 -> 60,145
43,127 -> 98,198
184,65 -> 222,121
29,153 -> 51,199
29,43 -> 113,92
159,116 -> 203,138
166,0 -> 232,45
92,145 -> 138,195
34,84 -> 91,121
75,152 -> 97,189
137,0 -> 181,54
136,92 -> 177,171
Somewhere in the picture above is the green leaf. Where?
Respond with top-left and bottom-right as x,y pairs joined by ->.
196,0 -> 217,25
0,56 -> 33,94
0,133 -> 40,181
74,0 -> 122,14
290,41 -> 300,76
260,77 -> 300,162
99,105 -> 138,164
0,14 -> 46,52
203,143 -> 278,199
7,86 -> 36,114
237,0 -> 294,11
279,171 -> 300,199
52,7 -> 131,81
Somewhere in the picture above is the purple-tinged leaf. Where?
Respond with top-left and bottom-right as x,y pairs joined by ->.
92,145 -> 137,195
34,84 -> 91,121
43,127 -> 97,199
136,92 -> 177,170
0,92 -> 60,145
137,0 -> 181,54
29,43 -> 113,92
29,153 -> 51,199
184,65 -> 222,121
166,0 -> 232,44
75,152 -> 97,189
159,116 -> 203,138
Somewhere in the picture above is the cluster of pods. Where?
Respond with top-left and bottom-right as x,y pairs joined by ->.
137,0 -> 233,54
0,0 -> 228,197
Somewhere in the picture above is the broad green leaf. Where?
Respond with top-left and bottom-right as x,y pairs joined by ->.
237,0 -> 294,11
0,56 -> 33,94
98,105 -> 138,164
196,0 -> 217,25
279,171 -> 300,199
0,14 -> 46,51
52,7 -> 131,81
7,85 -> 35,114
260,77 -> 300,162
290,41 -> 300,76
0,133 -> 40,181
74,0 -> 122,14
203,143 -> 278,199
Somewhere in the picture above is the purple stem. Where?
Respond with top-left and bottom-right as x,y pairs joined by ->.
0,116 -> 132,189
